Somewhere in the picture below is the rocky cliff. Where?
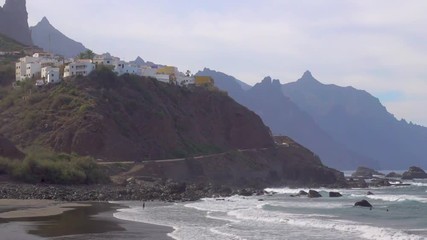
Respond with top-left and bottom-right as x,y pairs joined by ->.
30,17 -> 87,58
0,0 -> 32,46
0,69 -> 274,162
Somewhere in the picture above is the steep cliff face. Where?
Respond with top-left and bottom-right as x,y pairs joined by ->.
0,70 -> 274,162
31,17 -> 87,57
0,0 -> 32,46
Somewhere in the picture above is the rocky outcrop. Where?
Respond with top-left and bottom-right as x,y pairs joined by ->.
329,192 -> 342,197
0,135 -> 24,160
402,166 -> 427,180
30,17 -> 87,57
354,200 -> 372,208
351,166 -> 384,178
308,190 -> 322,198
370,178 -> 391,187
0,0 -> 32,45
346,178 -> 368,188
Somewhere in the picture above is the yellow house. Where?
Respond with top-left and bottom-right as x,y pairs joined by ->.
194,76 -> 214,87
156,66 -> 177,75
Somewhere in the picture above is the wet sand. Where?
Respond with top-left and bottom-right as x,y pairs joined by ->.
0,201 -> 173,240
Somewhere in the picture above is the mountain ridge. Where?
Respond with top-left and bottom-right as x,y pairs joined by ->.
198,68 -> 377,170
282,72 -> 427,169
30,16 -> 87,57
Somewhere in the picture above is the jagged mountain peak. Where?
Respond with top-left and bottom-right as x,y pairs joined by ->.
297,70 -> 321,85
0,0 -> 32,45
3,0 -> 26,12
257,76 -> 281,88
132,56 -> 145,65
31,16 -> 87,57
261,76 -> 272,84
38,16 -> 50,25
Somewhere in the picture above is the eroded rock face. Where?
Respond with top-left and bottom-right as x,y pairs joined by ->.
0,0 -> 32,45
402,166 -> 427,180
0,135 -> 24,160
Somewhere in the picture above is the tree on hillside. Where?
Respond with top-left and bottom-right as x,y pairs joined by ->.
78,49 -> 95,60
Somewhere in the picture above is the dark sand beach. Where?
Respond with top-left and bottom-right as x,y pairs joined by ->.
0,200 -> 173,240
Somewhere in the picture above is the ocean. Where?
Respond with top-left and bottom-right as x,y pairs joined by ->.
113,178 -> 427,240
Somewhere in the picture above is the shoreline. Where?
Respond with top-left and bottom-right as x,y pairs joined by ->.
0,200 -> 174,240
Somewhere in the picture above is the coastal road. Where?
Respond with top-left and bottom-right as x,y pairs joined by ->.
96,147 -> 271,165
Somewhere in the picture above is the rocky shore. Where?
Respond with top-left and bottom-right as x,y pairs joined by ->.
0,181 -> 266,202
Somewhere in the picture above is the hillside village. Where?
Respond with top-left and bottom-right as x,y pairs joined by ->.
15,51 -> 215,88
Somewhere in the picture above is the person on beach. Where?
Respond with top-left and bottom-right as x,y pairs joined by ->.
143,202 -> 145,209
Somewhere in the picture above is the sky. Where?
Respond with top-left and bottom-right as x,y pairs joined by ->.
3,0 -> 426,126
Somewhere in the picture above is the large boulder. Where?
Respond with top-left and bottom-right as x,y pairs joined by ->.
0,135 -> 24,160
354,200 -> 372,208
351,166 -> 384,178
308,190 -> 322,198
370,178 -> 391,187
329,192 -> 342,197
402,166 -> 427,180
298,190 -> 308,196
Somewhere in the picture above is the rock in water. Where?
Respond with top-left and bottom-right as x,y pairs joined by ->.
308,190 -> 322,198
402,166 -> 427,180
351,166 -> 384,178
329,192 -> 342,197
354,200 -> 372,208
367,191 -> 374,195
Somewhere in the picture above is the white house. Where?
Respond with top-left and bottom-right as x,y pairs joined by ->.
42,66 -> 60,84
64,60 -> 95,78
114,61 -> 140,76
16,56 -> 38,81
176,73 -> 195,86
93,53 -> 119,66
15,54 -> 59,81
25,62 -> 42,79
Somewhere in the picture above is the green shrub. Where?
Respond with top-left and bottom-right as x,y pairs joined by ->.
0,148 -> 109,185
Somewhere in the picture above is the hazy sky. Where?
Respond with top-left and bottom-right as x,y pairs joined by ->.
3,0 -> 427,125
